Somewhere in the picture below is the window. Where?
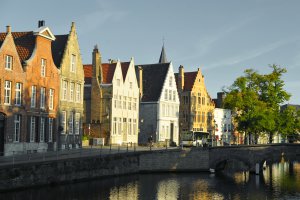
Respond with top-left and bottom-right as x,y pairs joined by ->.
118,118 -> 122,135
123,118 -> 127,135
165,89 -> 168,100
30,86 -> 36,108
4,81 -> 11,105
162,104 -> 165,116
14,115 -> 21,142
129,82 -> 132,89
117,79 -> 120,86
40,117 -> 45,142
169,76 -> 172,87
133,98 -> 137,110
41,58 -> 46,77
49,89 -> 54,110
123,96 -> 127,109
71,54 -> 76,72
202,112 -> 205,123
70,82 -> 74,102
75,113 -> 80,135
62,81 -> 68,100
113,117 -> 117,135
5,55 -> 12,70
128,97 -> 132,110
15,82 -> 22,106
30,116 -> 36,142
49,118 -> 53,142
133,119 -> 137,135
40,87 -> 45,109
61,111 -> 66,134
128,118 -> 132,135
69,113 -> 74,134
114,95 -> 117,108
169,90 -> 172,100
173,91 -> 176,101
76,84 -> 81,102
118,95 -> 122,109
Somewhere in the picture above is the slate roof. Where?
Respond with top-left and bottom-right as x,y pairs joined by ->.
120,62 -> 130,81
136,63 -> 170,102
159,45 -> 167,63
83,64 -> 92,84
51,34 -> 68,67
174,71 -> 198,91
0,31 -> 35,63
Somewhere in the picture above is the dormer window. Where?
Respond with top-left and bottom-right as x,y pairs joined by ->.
5,55 -> 12,70
41,59 -> 46,77
71,54 -> 76,72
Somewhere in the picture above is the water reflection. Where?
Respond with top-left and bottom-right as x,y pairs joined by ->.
1,162 -> 300,200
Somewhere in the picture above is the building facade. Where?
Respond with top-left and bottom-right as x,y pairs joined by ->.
52,22 -> 84,150
136,46 -> 180,146
84,46 -> 139,145
175,66 -> 215,139
213,108 -> 232,145
0,21 -> 60,155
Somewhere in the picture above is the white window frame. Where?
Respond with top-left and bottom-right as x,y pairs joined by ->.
75,113 -> 80,135
128,118 -> 132,135
133,119 -> 137,135
40,87 -> 46,109
133,98 -> 137,111
76,84 -> 81,103
5,55 -> 12,70
71,54 -> 76,72
41,58 -> 46,77
14,114 -> 21,142
40,117 -> 45,142
30,116 -> 36,142
69,113 -> 74,134
62,81 -> 68,100
15,82 -> 22,106
70,82 -> 74,102
31,86 -> 36,108
61,111 -> 66,134
113,117 -> 117,135
49,118 -> 53,142
49,89 -> 54,110
4,80 -> 11,105
123,96 -> 127,109
128,97 -> 132,110
118,118 -> 122,135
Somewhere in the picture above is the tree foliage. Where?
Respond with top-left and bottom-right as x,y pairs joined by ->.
223,65 -> 297,143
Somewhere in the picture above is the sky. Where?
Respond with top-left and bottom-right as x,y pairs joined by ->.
0,0 -> 299,103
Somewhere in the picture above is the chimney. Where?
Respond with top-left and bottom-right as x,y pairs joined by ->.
6,25 -> 11,34
92,45 -> 102,83
138,66 -> 143,98
178,65 -> 184,91
38,20 -> 45,28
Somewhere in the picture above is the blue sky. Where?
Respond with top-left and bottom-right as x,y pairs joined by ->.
1,0 -> 299,103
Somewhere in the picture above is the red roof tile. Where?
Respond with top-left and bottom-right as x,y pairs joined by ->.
102,63 -> 116,84
120,62 -> 130,81
83,64 -> 92,84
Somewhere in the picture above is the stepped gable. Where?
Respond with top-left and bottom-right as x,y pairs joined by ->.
137,63 -> 170,102
51,34 -> 68,67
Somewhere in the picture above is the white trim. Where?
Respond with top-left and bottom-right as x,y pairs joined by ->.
33,26 -> 56,41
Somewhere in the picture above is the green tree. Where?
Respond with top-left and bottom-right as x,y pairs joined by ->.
279,106 -> 300,142
223,65 -> 291,144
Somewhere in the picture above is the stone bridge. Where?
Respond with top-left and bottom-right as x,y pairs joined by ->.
208,143 -> 300,173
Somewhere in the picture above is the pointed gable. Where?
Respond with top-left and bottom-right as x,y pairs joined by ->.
159,45 -> 168,63
136,63 -> 170,102
51,34 -> 68,67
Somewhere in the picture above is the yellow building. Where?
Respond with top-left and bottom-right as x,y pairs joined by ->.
175,65 -> 215,136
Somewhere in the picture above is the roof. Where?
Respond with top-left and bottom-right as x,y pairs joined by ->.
0,31 -> 35,63
136,63 -> 170,102
51,34 -> 68,67
102,63 -> 116,84
83,64 -> 92,84
159,45 -> 167,63
174,71 -> 198,91
120,62 -> 130,81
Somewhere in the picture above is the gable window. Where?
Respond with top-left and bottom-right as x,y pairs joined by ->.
62,81 -> 68,100
15,82 -> 22,106
40,87 -> 46,109
169,77 -> 172,87
5,55 -> 12,70
48,118 -> 53,142
70,82 -> 74,102
41,58 -> 46,77
128,97 -> 132,110
76,84 -> 81,103
71,54 -> 76,72
30,116 -> 36,142
4,80 -> 11,105
49,89 -> 54,110
129,82 -> 132,89
40,117 -> 45,142
169,90 -> 172,100
61,111 -> 66,134
133,98 -> 137,111
14,114 -> 21,142
123,96 -> 127,109
165,89 -> 168,100
173,91 -> 176,101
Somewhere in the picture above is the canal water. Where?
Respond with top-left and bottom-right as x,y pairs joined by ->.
1,161 -> 300,200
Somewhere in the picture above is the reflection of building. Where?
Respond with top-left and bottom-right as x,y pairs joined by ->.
136,46 -> 179,145
84,46 -> 139,145
0,21 -> 60,155
175,66 -> 215,136
213,108 -> 232,145
52,22 -> 84,150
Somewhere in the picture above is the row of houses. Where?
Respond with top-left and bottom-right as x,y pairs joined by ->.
0,21 -> 232,156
